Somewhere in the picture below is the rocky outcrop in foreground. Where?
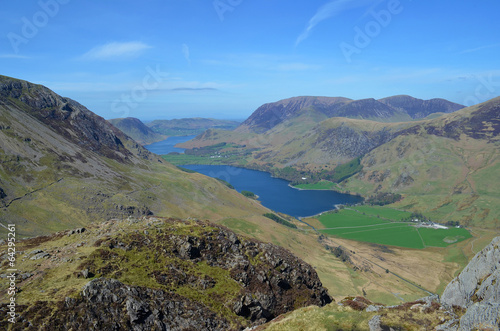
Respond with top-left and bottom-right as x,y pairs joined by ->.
441,236 -> 500,330
0,217 -> 332,330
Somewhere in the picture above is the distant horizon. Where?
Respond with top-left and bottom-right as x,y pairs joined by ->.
103,93 -> 467,122
2,1 -> 499,120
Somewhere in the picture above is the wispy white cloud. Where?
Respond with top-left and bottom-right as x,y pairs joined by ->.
182,44 -> 190,64
295,0 -> 374,47
459,43 -> 500,54
81,41 -> 152,60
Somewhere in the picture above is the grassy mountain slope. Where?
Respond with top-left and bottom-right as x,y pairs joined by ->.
0,75 -> 267,236
342,98 -> 500,228
147,117 -> 240,136
0,76 -> 449,306
176,116 -> 416,177
177,95 -> 464,173
1,76 -> 492,323
108,117 -> 166,145
178,96 -> 499,228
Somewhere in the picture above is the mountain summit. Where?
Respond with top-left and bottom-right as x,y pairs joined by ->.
238,95 -> 464,133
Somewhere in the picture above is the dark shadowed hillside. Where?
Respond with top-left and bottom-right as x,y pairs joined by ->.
379,95 -> 465,119
108,117 -> 166,145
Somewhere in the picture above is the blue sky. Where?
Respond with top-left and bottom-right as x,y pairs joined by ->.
1,0 -> 499,120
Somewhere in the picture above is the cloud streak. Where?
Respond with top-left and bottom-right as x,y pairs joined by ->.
295,0 -> 374,47
459,43 -> 500,54
182,44 -> 191,64
81,41 -> 152,60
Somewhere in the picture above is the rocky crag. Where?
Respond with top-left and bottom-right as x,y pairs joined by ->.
0,217 -> 332,330
440,236 -> 500,330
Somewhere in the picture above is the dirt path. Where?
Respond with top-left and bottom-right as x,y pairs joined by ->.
4,178 -> 64,209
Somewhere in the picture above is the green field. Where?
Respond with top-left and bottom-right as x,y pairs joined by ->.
294,180 -> 337,190
351,205 -> 412,221
317,208 -> 471,249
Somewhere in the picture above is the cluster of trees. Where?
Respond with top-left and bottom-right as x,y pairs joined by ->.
401,212 -> 431,222
241,190 -> 256,198
365,192 -> 402,206
263,213 -> 297,229
184,142 -> 228,156
445,220 -> 461,227
265,157 -> 363,186
326,157 -> 363,183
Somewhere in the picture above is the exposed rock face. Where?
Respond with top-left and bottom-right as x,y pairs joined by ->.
85,220 -> 332,325
335,98 -> 408,120
459,302 -> 500,331
441,236 -> 500,330
0,76 -> 138,163
62,278 -> 230,331
441,237 -> 500,308
379,95 -> 464,119
315,124 -> 395,159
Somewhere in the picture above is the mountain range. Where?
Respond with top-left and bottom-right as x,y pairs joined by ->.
179,95 -> 499,228
238,95 -> 464,133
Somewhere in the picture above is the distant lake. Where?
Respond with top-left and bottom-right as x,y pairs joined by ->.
181,164 -> 363,218
145,135 -> 196,155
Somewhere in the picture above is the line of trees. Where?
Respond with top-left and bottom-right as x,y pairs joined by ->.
263,213 -> 297,229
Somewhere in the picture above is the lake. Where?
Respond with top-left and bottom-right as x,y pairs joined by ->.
145,135 -> 196,154
181,164 -> 363,218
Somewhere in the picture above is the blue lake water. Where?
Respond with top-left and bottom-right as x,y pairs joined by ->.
181,164 -> 364,218
145,135 -> 196,154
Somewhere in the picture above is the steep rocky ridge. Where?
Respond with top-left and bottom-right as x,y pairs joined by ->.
237,95 -> 463,133
0,75 -> 269,236
238,96 -> 352,133
108,117 -> 166,145
335,98 -> 411,122
0,76 -> 147,163
379,95 -> 465,119
0,217 -> 332,330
